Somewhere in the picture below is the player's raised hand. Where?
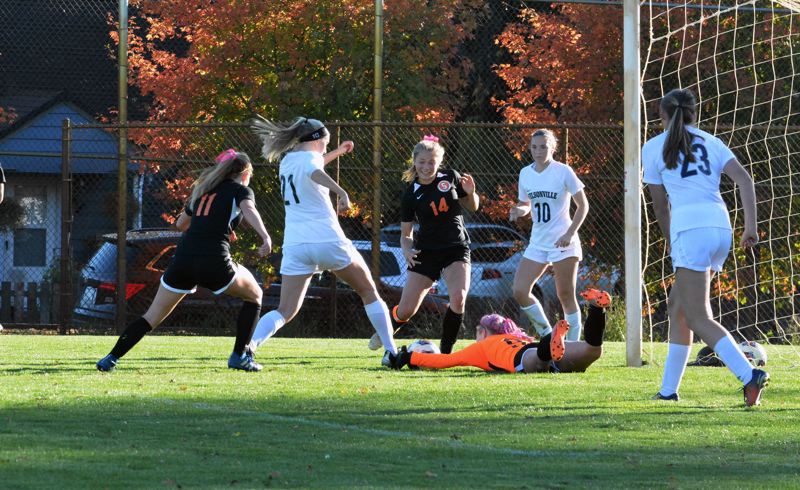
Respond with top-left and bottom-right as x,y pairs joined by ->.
460,174 -> 476,195
338,141 -> 354,155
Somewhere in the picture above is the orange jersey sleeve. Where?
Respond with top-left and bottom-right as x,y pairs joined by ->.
410,335 -> 533,373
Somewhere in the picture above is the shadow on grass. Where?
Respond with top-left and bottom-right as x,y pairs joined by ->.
3,394 -> 800,489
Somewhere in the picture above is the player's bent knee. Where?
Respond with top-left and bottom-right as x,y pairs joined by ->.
512,287 -> 531,304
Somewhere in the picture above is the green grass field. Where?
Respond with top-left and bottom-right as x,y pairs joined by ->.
1,335 -> 799,489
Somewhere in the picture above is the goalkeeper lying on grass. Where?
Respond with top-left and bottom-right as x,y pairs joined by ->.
386,289 -> 611,373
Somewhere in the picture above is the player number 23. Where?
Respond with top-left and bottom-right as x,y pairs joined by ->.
680,143 -> 712,178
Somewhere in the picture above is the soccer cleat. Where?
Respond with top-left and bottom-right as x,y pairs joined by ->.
580,288 -> 612,309
96,354 -> 118,372
743,368 -> 770,407
652,392 -> 680,401
228,352 -> 263,372
550,319 -> 569,362
368,333 -> 383,351
384,346 -> 412,370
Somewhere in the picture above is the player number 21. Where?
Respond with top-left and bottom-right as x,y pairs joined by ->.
429,197 -> 450,216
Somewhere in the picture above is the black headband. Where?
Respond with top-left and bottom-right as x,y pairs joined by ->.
298,121 -> 329,142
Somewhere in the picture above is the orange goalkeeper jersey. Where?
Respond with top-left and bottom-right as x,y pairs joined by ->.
409,334 -> 535,373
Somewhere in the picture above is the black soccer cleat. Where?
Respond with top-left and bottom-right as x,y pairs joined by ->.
652,392 -> 679,401
384,346 -> 412,370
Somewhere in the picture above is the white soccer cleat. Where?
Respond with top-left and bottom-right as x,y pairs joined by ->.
368,333 -> 383,351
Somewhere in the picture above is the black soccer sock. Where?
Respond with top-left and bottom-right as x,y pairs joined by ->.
536,333 -> 553,362
110,317 -> 153,358
439,307 -> 463,354
233,301 -> 261,356
583,305 -> 607,347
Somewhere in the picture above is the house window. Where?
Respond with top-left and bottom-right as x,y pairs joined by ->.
13,185 -> 47,267
15,185 -> 47,226
13,229 -> 46,267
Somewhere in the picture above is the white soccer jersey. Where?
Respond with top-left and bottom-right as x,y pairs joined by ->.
279,151 -> 348,246
642,126 -> 735,240
517,160 -> 585,250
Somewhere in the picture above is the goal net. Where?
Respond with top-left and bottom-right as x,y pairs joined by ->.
641,0 -> 800,359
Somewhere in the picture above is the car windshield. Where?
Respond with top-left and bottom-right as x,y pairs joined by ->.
471,246 -> 517,263
84,242 -> 142,275
356,250 -> 401,276
468,227 -> 523,244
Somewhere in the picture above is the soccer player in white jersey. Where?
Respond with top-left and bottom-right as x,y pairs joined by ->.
249,116 -> 398,364
509,129 -> 589,345
643,88 -> 768,407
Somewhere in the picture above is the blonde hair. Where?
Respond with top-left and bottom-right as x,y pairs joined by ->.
188,151 -> 252,212
530,128 -> 558,151
251,115 -> 328,162
401,139 -> 445,183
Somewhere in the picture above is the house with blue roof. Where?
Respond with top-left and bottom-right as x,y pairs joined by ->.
0,91 -> 143,285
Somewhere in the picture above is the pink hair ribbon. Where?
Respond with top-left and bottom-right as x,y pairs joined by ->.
215,148 -> 237,164
422,134 -> 439,143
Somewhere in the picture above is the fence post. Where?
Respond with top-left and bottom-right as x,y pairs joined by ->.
117,0 -> 130,334
60,118 -> 73,334
329,125 -> 340,335
371,0 -> 384,283
623,0 -> 643,367
564,127 -> 570,164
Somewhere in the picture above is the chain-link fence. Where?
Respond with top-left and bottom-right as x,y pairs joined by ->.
2,121 -> 618,339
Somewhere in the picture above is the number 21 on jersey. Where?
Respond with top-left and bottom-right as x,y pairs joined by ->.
281,174 -> 300,205
429,197 -> 449,216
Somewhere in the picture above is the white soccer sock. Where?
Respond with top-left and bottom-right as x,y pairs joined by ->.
659,343 -> 691,396
365,300 -> 398,355
521,302 -> 552,336
249,310 -> 286,351
713,334 -> 754,384
565,309 -> 582,341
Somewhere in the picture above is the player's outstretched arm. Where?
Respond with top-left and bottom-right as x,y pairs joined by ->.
323,141 -> 354,166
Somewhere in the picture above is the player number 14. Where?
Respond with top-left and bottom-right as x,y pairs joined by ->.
429,197 -> 450,216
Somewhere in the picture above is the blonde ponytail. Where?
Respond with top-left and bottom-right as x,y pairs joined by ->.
188,151 -> 252,212
251,115 -> 328,162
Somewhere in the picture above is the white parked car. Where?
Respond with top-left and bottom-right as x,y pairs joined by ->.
380,223 -> 620,315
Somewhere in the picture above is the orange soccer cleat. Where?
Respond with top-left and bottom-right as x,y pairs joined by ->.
580,288 -> 612,309
550,319 -> 570,362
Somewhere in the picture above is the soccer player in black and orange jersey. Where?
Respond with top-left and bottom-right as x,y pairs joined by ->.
369,135 -> 479,354
96,149 -> 273,372
388,289 -> 612,374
